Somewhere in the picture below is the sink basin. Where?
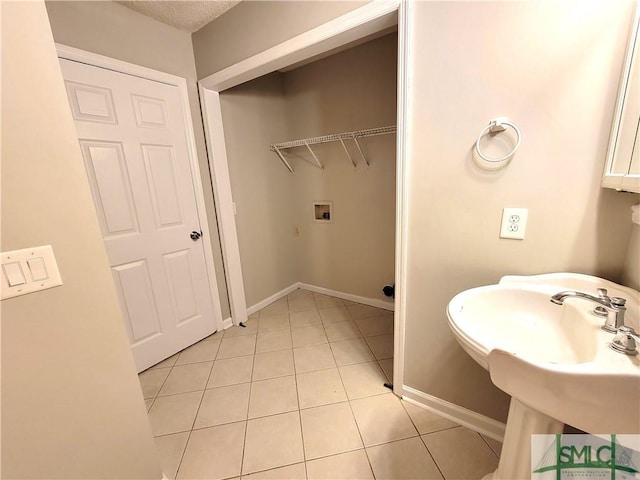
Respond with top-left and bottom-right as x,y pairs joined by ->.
446,273 -> 640,479
448,286 -> 598,368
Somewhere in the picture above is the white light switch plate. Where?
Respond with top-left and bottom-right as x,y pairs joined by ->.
1,245 -> 63,300
500,208 -> 528,240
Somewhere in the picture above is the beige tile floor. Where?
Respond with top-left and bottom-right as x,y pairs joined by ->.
139,289 -> 501,479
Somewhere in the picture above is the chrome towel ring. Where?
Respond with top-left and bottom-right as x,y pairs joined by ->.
474,117 -> 521,163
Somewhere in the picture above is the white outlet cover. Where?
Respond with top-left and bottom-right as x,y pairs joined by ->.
500,208 -> 528,240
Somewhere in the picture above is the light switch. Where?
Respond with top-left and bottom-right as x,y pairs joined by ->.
1,245 -> 62,300
3,262 -> 26,286
27,257 -> 48,281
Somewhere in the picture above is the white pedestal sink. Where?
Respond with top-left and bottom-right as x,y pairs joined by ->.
446,273 -> 640,479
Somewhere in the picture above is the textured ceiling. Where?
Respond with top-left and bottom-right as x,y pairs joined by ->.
116,1 -> 241,33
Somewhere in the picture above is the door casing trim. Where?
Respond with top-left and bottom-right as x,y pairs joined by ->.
197,0 -> 410,396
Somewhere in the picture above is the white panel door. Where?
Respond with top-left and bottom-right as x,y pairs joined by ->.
59,58 -> 220,372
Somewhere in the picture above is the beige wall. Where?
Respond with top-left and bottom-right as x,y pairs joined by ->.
285,34 -> 397,300
201,1 -> 640,425
53,0 -> 637,431
219,73 -> 298,306
1,2 -> 162,478
219,35 -> 397,307
192,0 -> 367,78
622,222 -> 640,291
405,1 -> 640,422
46,0 -> 231,319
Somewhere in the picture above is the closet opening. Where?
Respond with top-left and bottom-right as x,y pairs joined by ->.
199,1 -> 409,396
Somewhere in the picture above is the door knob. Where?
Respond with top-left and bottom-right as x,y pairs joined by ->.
190,231 -> 202,241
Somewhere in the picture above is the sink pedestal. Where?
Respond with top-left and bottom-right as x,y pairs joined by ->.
447,273 -> 640,477
484,398 -> 564,480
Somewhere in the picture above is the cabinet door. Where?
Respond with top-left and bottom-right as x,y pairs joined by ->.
602,8 -> 640,193
627,117 -> 639,177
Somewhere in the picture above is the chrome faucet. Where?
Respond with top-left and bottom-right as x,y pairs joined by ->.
550,288 -> 627,333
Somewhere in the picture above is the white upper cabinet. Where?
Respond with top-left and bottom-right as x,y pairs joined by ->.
603,6 -> 640,193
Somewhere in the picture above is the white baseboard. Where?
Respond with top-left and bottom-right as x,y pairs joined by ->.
246,282 -> 394,316
298,283 -> 394,311
402,385 -> 505,442
221,317 -> 233,330
246,283 -> 300,316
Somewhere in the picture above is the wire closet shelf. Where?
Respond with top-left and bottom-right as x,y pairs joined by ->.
270,125 -> 397,172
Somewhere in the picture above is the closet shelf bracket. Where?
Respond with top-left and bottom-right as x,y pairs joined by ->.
270,125 -> 396,172
352,137 -> 369,167
338,137 -> 356,168
273,146 -> 294,173
304,140 -> 324,170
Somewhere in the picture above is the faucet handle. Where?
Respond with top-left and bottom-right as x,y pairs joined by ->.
593,288 -> 612,318
610,326 -> 640,355
611,297 -> 627,308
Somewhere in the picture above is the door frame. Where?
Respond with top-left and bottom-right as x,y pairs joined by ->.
198,0 -> 411,396
56,44 -> 225,334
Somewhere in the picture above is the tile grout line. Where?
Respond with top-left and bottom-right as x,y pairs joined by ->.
245,294 -> 305,477
327,308 -> 378,479
171,390 -> 204,479
150,357 -> 176,404
417,433 -> 447,479
288,298 -> 310,480
239,317 -> 261,478
186,389 -> 394,428
339,375 -> 376,479
399,399 -> 448,479
279,294 -> 369,477
142,358 -> 175,415
149,347 -> 223,401
304,293 -> 384,476
147,330 -> 220,386
342,305 -> 394,479
172,340 -> 219,479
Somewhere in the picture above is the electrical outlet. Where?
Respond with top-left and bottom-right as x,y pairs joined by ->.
500,208 -> 528,240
